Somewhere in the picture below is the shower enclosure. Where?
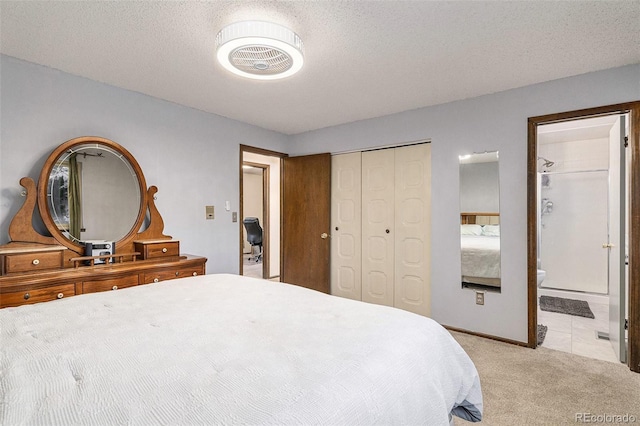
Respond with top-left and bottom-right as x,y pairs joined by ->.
538,169 -> 609,294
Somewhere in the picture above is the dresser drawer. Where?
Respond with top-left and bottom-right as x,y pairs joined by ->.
3,250 -> 63,274
82,274 -> 139,294
134,241 -> 180,259
1,284 -> 75,308
143,266 -> 203,284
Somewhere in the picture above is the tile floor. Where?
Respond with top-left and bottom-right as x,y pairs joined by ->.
538,300 -> 620,363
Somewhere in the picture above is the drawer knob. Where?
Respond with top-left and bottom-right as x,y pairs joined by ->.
57,293 -> 64,299
162,247 -> 168,253
192,272 -> 197,276
175,271 -> 179,276
153,278 -> 159,283
112,285 -> 118,291
32,259 -> 40,265
24,292 -> 30,300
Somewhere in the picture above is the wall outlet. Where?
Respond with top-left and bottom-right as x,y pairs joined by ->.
475,291 -> 485,305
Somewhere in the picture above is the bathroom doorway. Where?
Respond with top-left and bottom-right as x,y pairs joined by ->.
536,114 -> 627,363
527,101 -> 640,373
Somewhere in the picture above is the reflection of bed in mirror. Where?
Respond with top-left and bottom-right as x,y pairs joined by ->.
460,212 -> 500,288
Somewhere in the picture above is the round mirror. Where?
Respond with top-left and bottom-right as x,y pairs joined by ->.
38,137 -> 147,253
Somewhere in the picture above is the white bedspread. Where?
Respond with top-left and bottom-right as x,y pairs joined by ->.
461,235 -> 501,279
1,274 -> 482,425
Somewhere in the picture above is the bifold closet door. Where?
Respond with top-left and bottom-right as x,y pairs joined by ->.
331,144 -> 431,316
330,152 -> 362,300
394,144 -> 431,316
362,149 -> 395,307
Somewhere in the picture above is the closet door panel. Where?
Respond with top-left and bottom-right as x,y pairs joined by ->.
330,152 -> 362,300
394,144 -> 431,316
362,149 -> 395,307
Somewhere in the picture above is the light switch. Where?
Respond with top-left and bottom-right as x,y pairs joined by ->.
206,206 -> 214,220
232,212 -> 238,222
225,201 -> 231,211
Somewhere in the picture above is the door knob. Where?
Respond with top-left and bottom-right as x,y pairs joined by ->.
321,233 -> 328,239
602,243 -> 614,248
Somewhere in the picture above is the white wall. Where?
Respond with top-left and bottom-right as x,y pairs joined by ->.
288,64 -> 640,343
539,138 -> 609,173
0,55 -> 289,274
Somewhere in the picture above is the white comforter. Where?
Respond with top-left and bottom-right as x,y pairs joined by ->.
1,274 -> 482,425
461,235 -> 501,278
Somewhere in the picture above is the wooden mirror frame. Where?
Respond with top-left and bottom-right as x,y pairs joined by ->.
37,136 -> 148,255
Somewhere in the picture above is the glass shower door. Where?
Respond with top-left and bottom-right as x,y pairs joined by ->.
539,170 -> 609,294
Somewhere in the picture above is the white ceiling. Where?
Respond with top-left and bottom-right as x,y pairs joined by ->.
1,1 -> 638,135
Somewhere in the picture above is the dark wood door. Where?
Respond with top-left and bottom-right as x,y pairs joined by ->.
281,153 -> 331,293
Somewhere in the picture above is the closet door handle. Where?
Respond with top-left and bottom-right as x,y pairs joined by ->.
602,243 -> 614,249
385,229 -> 390,234
321,233 -> 328,239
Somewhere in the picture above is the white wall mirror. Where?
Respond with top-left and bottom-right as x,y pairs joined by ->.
459,151 -> 501,292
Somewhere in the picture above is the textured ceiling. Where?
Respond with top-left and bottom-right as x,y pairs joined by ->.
1,1 -> 639,135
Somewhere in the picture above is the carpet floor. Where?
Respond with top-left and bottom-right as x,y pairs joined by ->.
451,331 -> 639,425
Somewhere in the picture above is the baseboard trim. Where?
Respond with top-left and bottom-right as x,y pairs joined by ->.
444,325 -> 529,348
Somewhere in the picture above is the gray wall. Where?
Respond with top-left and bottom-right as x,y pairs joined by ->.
460,161 -> 500,213
289,63 -> 640,343
0,55 -> 289,273
2,53 -> 638,343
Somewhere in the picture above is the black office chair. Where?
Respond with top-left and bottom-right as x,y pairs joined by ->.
243,217 -> 263,262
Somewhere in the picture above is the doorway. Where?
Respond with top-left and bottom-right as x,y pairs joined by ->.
536,114 -> 626,363
242,162 -> 268,279
527,101 -> 640,373
239,145 -> 286,280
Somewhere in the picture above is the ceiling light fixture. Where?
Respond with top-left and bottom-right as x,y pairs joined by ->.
215,21 -> 304,80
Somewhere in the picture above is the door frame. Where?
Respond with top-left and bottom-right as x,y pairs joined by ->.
239,145 -> 287,278
527,101 -> 640,373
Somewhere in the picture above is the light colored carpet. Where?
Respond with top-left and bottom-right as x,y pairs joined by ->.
451,331 -> 640,425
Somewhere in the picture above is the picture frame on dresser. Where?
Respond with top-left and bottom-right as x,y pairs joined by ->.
0,136 -> 207,308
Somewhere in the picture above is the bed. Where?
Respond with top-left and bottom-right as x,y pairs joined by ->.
0,274 -> 482,425
460,213 -> 501,288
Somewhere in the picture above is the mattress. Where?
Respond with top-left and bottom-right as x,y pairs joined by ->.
461,235 -> 501,280
0,273 -> 482,425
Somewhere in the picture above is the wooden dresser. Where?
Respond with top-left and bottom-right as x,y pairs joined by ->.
0,244 -> 206,308
0,137 -> 207,308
